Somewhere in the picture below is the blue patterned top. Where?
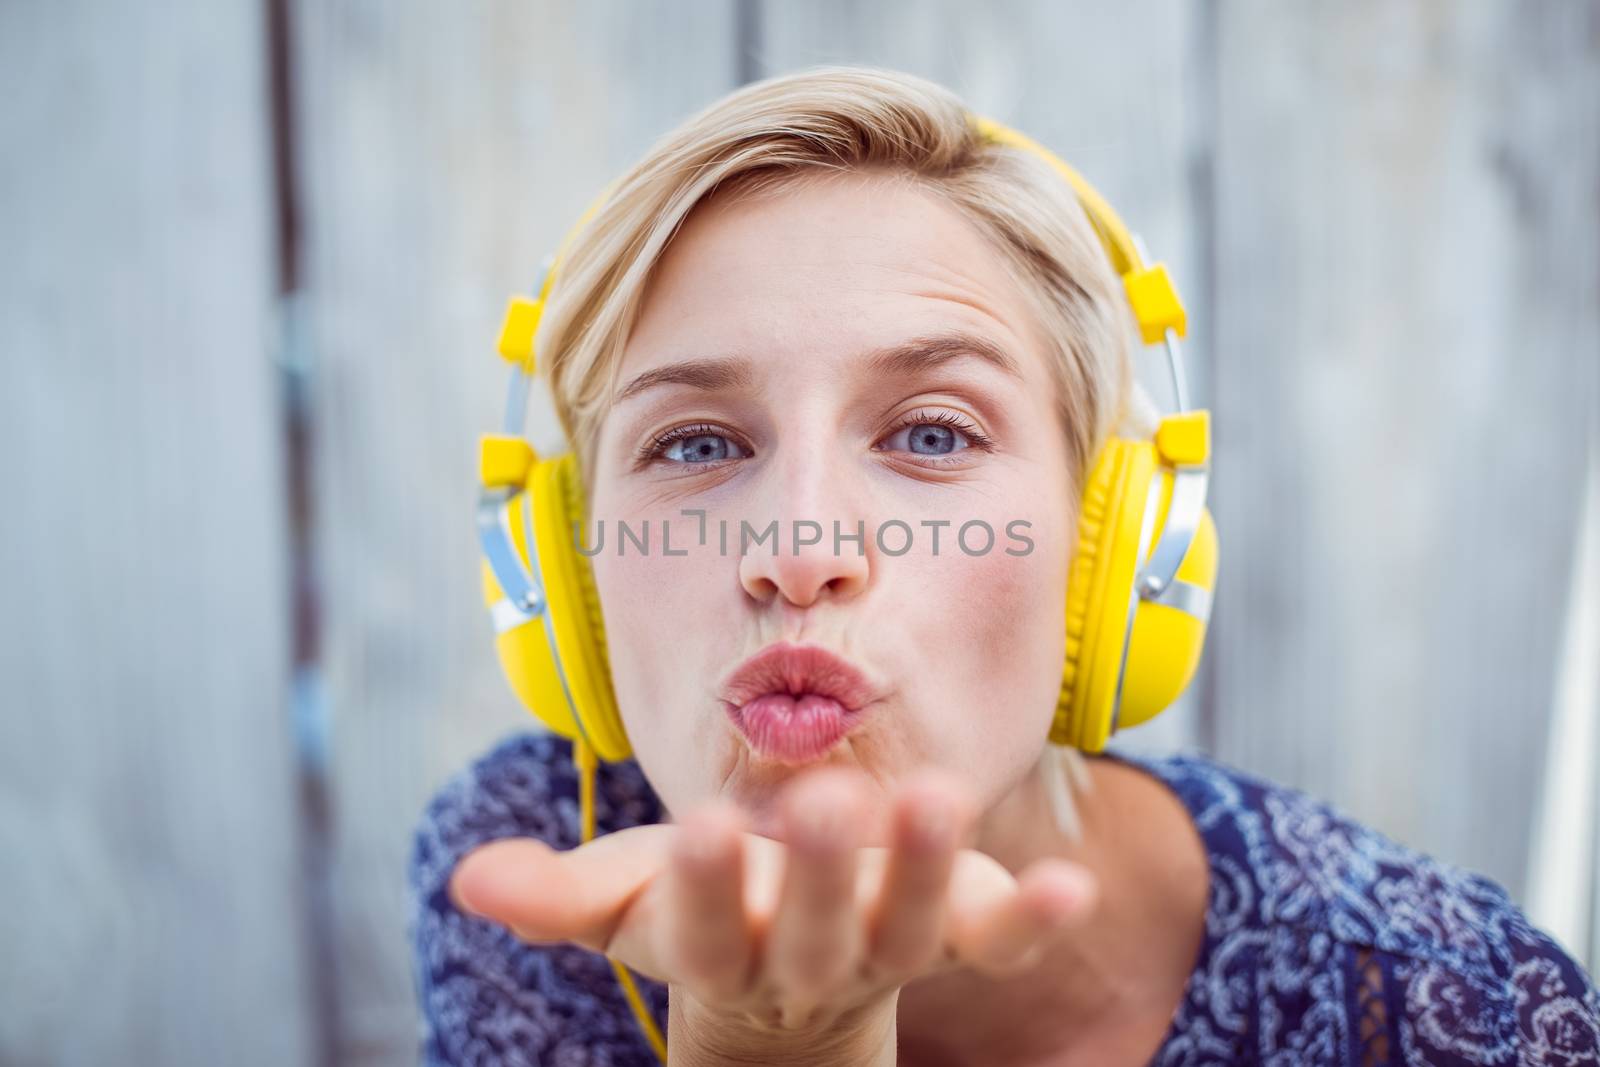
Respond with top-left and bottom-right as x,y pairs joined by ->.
408,731 -> 1600,1065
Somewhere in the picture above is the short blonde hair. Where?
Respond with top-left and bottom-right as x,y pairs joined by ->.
534,64 -> 1160,501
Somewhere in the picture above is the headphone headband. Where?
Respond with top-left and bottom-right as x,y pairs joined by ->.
496,114 -> 1189,399
968,115 -> 1145,276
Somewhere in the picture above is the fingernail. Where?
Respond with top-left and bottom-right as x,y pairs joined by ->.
680,817 -> 732,866
800,801 -> 850,844
1045,870 -> 1094,923
450,874 -> 485,918
679,834 -> 714,866
912,802 -> 950,846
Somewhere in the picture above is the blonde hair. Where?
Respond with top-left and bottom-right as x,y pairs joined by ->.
534,64 -> 1158,833
534,64 -> 1160,502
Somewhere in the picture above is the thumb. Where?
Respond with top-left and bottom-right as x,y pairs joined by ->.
449,824 -> 677,955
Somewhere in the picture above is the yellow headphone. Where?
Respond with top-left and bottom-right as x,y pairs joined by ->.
475,114 -> 1219,1061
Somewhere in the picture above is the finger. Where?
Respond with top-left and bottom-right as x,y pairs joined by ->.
766,767 -> 872,1025
448,824 -> 676,955
950,858 -> 1098,977
661,801 -> 754,1004
865,769 -> 972,979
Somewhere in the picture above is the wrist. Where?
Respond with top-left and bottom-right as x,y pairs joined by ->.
666,986 -> 898,1067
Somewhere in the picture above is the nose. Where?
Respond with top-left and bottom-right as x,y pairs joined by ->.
738,521 -> 871,608
736,458 -> 871,610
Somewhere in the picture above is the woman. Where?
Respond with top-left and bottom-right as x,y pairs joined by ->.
409,66 -> 1598,1065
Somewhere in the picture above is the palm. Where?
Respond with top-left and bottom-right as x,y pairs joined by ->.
451,765 -> 1096,1033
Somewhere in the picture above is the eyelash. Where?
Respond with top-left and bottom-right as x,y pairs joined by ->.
634,408 -> 995,470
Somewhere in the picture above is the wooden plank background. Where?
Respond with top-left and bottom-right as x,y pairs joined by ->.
3,1 -> 1594,1063
0,1 -> 314,1064
1206,0 -> 1598,893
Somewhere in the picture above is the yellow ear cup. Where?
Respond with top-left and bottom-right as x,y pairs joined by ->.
1118,498 -> 1217,730
480,452 -> 631,762
1055,434 -> 1218,752
1056,438 -> 1157,750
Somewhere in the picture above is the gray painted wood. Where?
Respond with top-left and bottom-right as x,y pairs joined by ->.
0,2 -> 313,1065
1207,0 -> 1599,899
291,3 -> 741,1059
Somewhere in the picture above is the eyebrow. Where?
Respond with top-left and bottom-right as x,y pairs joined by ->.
615,329 -> 1023,404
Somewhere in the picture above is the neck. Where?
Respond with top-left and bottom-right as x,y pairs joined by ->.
897,748 -> 1209,1066
973,749 -> 1136,1020
973,746 -> 1093,871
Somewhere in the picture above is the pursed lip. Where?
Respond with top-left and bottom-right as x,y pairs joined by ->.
716,640 -> 883,714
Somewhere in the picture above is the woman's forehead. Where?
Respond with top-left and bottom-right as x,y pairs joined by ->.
619,171 -> 1049,396
636,170 -> 1025,323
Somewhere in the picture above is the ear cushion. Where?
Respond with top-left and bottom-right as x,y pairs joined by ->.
527,452 -> 630,761
482,452 -> 631,762
553,452 -> 614,688
1054,437 -> 1159,751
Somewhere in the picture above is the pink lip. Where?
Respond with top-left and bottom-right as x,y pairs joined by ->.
718,642 -> 882,764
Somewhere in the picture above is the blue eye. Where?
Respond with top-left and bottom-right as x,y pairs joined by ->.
888,422 -> 959,455
878,410 -> 993,460
665,431 -> 746,463
643,423 -> 749,467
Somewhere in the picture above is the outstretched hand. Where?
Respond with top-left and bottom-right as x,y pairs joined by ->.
449,764 -> 1098,1038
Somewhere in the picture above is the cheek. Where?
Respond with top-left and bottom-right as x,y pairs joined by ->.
591,549 -> 686,711
590,543 -> 733,807
947,525 -> 1068,730
882,505 -> 1071,790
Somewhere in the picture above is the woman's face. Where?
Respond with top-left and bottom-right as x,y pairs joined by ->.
587,170 -> 1076,842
